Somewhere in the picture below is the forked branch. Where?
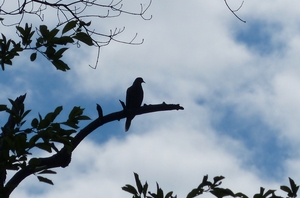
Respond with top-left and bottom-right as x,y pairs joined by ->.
224,0 -> 246,23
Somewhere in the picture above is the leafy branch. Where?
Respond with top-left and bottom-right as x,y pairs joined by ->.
123,173 -> 299,198
0,0 -> 153,70
0,94 -> 184,197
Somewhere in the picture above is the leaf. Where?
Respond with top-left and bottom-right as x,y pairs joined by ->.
30,52 -> 37,61
134,172 -> 143,194
45,46 -> 55,59
38,169 -> 57,174
55,48 -> 68,59
235,192 -> 248,198
281,185 -> 292,194
37,176 -> 54,185
51,59 -> 70,71
39,25 -> 49,37
165,191 -> 174,198
264,189 -> 276,197
76,115 -> 91,121
38,118 -> 51,129
187,189 -> 201,198
73,32 -> 93,46
48,28 -> 60,39
156,182 -> 164,198
35,143 -> 52,153
122,184 -> 138,195
31,118 -> 38,128
53,36 -> 74,45
21,109 -> 31,119
79,20 -> 91,27
17,23 -> 34,46
289,177 -> 299,196
62,121 -> 79,129
69,106 -> 84,118
29,134 -> 40,148
43,106 -> 62,122
16,26 -> 25,35
62,20 -> 77,34
213,176 -> 225,185
211,188 -> 235,198
143,182 -> 148,197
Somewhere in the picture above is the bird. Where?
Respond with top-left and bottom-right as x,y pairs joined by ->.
125,77 -> 145,131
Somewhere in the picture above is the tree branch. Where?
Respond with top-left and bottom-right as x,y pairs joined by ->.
4,102 -> 183,197
224,0 -> 246,23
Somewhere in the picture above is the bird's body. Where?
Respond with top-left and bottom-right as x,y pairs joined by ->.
125,77 -> 145,131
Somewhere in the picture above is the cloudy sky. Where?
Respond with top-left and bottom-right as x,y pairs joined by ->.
2,0 -> 300,197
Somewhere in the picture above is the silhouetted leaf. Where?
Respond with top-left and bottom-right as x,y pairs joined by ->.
122,184 -> 138,195
235,192 -> 248,198
31,118 -> 38,128
143,182 -> 148,197
37,176 -> 54,185
187,189 -> 201,198
54,36 -> 74,45
289,177 -> 299,197
35,143 -> 52,153
281,185 -> 292,194
264,189 -> 276,197
62,20 -> 77,34
30,52 -> 37,61
134,172 -> 143,194
55,48 -> 68,59
165,191 -> 174,198
73,32 -> 93,46
48,28 -> 59,39
39,25 -> 49,37
51,59 -> 70,71
38,169 -> 57,174
213,176 -> 224,185
211,187 -> 235,198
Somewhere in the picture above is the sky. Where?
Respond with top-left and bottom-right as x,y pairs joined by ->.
1,0 -> 300,197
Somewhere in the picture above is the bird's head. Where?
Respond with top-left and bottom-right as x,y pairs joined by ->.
134,77 -> 145,85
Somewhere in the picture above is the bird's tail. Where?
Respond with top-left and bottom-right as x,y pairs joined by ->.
125,116 -> 134,132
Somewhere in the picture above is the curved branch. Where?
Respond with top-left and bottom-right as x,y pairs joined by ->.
224,0 -> 246,23
4,102 -> 184,197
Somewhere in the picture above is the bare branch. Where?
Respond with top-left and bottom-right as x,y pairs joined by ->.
224,0 -> 246,23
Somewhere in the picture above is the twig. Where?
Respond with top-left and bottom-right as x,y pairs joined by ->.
224,0 -> 246,23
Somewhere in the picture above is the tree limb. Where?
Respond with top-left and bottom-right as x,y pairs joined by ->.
3,102 -> 183,197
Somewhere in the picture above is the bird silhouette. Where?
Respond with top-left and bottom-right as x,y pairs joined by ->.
125,77 -> 145,131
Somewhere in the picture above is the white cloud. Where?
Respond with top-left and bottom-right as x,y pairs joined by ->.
4,0 -> 300,197
11,127 -> 264,198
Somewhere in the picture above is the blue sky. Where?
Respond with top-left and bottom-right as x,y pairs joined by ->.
2,0 -> 300,197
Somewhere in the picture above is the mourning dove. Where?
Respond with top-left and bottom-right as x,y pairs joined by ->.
125,77 -> 145,131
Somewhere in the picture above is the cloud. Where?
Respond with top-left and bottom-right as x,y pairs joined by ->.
3,0 -> 300,197
11,126 -> 264,198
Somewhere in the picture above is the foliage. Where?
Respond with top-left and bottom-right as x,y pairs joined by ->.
0,94 -> 90,196
0,95 -> 183,197
0,0 -> 152,71
0,0 -> 245,197
123,173 -> 299,198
